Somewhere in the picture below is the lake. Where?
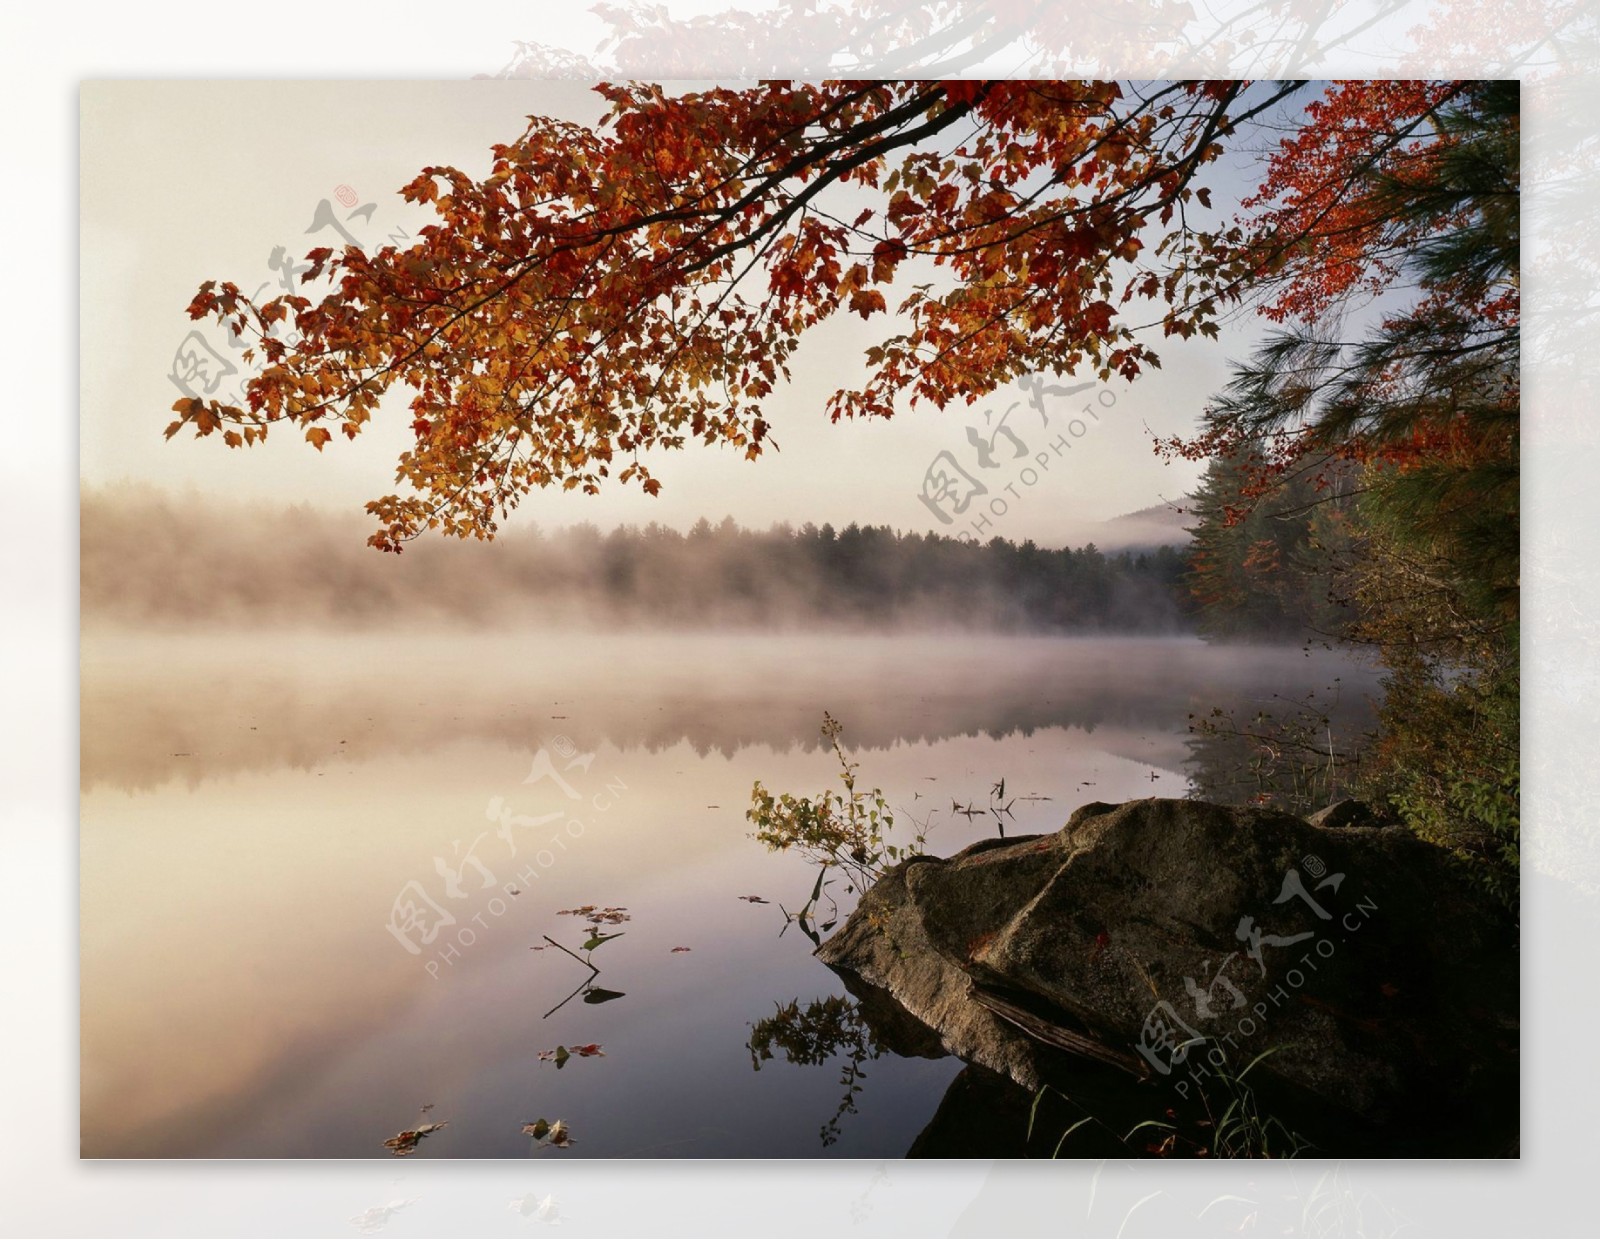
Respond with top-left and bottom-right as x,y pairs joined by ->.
80,631 -> 1380,1158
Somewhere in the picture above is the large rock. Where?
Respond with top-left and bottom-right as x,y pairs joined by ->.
819,798 -> 1518,1153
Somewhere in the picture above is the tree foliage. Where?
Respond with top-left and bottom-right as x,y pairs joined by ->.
1186,80 -> 1518,656
1183,449 -> 1359,639
1177,81 -> 1519,904
167,74 -> 1521,895
172,79 -> 1303,550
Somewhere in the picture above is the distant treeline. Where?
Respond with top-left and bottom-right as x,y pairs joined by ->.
574,517 -> 1194,629
83,488 -> 1193,631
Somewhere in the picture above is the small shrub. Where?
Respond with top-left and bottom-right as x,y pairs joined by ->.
747,713 -> 929,901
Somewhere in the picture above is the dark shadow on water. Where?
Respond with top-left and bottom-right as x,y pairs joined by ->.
795,965 -> 1521,1159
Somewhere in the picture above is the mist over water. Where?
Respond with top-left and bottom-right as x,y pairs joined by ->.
83,630 -> 1378,794
80,619 -> 1379,1158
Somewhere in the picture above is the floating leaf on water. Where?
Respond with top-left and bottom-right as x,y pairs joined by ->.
522,1117 -> 574,1148
580,930 -> 624,952
670,946 -> 692,953
557,905 -> 630,924
536,1043 -> 601,1067
583,987 -> 626,1005
382,1121 -> 447,1156
738,895 -> 769,904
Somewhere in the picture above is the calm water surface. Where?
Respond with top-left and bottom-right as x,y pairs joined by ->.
80,632 -> 1378,1158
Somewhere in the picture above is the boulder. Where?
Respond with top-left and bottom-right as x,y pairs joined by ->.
819,798 -> 1518,1153
1307,798 -> 1378,829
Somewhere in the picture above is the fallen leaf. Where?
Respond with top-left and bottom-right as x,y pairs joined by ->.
583,987 -> 626,1005
382,1121 -> 447,1156
670,946 -> 692,953
738,895 -> 769,904
538,1046 -> 572,1067
570,1043 -> 605,1057
557,905 -> 630,924
522,1117 -> 574,1148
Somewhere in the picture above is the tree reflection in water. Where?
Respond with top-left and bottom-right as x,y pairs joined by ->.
747,996 -> 885,1147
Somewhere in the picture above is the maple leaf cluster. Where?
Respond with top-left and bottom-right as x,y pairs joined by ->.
175,79 -> 1288,550
1158,79 -> 1518,494
1240,79 -> 1466,326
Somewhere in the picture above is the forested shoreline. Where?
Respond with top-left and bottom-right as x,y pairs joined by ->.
83,489 -> 1193,631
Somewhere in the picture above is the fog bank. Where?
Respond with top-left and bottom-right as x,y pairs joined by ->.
83,487 -> 1194,633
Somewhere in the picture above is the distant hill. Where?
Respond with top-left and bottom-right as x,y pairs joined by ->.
1087,499 -> 1195,551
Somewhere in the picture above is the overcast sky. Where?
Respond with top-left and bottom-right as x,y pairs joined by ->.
81,80 -> 1281,547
